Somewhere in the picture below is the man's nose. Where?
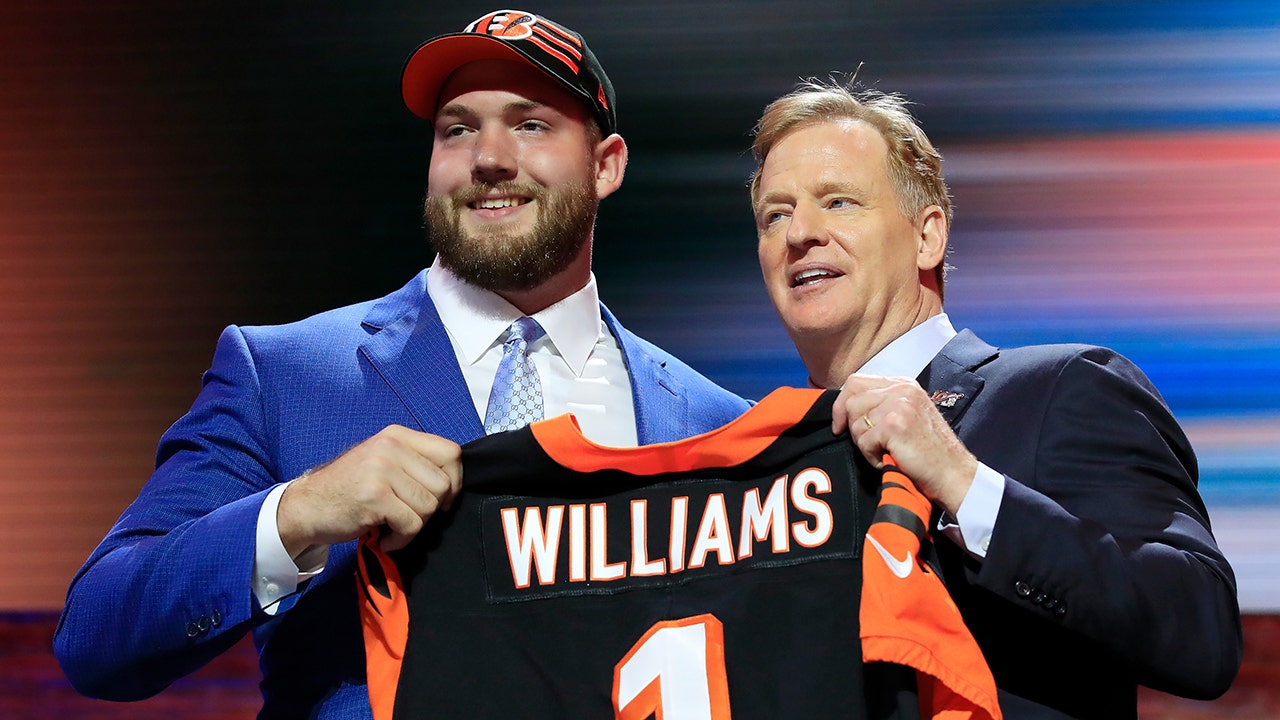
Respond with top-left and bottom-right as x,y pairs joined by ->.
786,203 -> 826,248
471,127 -> 517,183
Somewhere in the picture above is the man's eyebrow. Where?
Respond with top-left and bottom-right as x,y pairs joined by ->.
503,99 -> 545,114
434,101 -> 474,120
756,189 -> 793,207
435,99 -> 548,120
813,179 -> 867,200
756,180 -> 869,209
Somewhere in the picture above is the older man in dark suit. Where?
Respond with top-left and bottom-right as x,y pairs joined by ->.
749,78 -> 1241,718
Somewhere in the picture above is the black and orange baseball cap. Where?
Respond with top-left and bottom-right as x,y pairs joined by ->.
402,9 -> 617,136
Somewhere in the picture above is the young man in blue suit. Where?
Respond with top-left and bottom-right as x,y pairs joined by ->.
54,10 -> 749,718
749,79 -> 1242,718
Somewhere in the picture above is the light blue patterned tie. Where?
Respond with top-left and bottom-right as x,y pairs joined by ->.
483,317 -> 546,434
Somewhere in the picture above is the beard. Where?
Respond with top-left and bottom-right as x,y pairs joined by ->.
424,178 -> 598,293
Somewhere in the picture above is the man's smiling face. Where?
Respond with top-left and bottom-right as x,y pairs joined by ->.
754,118 -> 928,349
424,59 -> 599,293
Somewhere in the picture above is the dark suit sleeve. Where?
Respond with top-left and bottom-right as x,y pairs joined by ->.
53,325 -> 279,700
974,347 -> 1241,699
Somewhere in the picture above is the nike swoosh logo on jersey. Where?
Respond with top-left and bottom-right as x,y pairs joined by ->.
867,534 -> 913,579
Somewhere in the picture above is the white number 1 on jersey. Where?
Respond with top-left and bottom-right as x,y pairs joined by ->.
612,614 -> 732,720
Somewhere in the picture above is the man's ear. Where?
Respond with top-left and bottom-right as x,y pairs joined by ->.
916,205 -> 948,273
594,133 -> 627,200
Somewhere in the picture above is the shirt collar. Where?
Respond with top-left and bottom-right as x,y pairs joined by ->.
856,313 -> 957,379
426,257 -> 603,375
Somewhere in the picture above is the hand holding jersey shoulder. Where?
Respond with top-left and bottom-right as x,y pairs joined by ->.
277,425 -> 463,556
833,374 -> 976,515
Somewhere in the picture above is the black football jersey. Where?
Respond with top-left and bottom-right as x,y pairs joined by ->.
358,387 -> 999,720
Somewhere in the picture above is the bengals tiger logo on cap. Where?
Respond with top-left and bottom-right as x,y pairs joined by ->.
471,11 -> 537,40
465,10 -> 586,76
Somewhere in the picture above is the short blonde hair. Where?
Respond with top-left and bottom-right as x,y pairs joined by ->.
750,79 -> 952,291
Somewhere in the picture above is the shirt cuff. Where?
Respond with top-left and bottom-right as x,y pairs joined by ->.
253,482 -> 329,614
937,462 -> 1005,558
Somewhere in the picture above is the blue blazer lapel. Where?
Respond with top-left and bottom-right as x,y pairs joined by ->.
917,329 -> 996,427
358,271 -> 485,444
601,304 -> 684,445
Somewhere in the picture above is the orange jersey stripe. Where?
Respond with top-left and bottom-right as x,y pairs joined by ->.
530,387 -> 823,476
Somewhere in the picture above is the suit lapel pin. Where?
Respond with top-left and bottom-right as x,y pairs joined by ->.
929,390 -> 964,408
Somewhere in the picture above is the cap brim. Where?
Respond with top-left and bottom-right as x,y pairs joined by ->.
402,33 -> 540,120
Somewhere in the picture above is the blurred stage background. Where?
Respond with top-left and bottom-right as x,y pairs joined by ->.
2,0 -> 1278,717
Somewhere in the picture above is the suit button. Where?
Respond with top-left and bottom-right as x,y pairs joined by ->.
186,621 -> 200,638
1042,598 -> 1058,612
1015,581 -> 1032,598
197,615 -> 211,632
210,610 -> 223,628
1054,602 -> 1067,617
1031,591 -> 1048,605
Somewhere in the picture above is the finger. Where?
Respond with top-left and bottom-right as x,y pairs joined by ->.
376,499 -> 427,552
390,428 -> 464,500
345,459 -> 445,552
393,426 -> 464,470
839,396 -> 888,470
389,456 -> 457,518
395,444 -> 458,493
843,373 -> 897,393
879,452 -> 897,473
839,392 -> 880,437
832,383 -> 875,435
435,451 -> 463,509
831,387 -> 852,434
851,435 -> 885,470
833,373 -> 899,431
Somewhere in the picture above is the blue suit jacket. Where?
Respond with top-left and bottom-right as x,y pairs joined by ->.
54,270 -> 750,718
921,330 -> 1241,719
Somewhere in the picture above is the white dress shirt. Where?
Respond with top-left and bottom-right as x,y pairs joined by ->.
252,260 -> 638,611
427,259 -> 637,447
852,313 -> 1004,559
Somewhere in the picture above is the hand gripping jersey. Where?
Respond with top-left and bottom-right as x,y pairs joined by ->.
358,387 -> 1000,720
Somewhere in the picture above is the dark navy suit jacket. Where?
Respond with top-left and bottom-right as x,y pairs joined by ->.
922,330 -> 1241,719
53,270 -> 751,718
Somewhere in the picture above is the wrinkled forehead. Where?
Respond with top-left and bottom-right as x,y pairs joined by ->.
761,119 -> 889,180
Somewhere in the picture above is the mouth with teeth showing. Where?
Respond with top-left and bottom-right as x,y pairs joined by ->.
790,267 -> 842,288
470,196 -> 531,212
